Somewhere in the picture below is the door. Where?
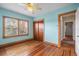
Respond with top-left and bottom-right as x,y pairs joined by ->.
33,20 -> 44,42
75,8 -> 79,56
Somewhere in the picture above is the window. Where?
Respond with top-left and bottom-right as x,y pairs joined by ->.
3,16 -> 29,38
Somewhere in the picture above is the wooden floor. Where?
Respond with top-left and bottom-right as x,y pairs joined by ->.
0,40 -> 76,56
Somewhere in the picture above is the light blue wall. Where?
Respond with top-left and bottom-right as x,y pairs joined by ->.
0,7 -> 34,45
35,4 -> 79,45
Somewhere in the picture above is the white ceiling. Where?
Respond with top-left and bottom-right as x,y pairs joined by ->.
0,3 -> 71,17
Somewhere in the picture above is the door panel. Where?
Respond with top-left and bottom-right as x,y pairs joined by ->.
38,22 -> 43,41
33,20 -> 44,42
35,23 -> 39,40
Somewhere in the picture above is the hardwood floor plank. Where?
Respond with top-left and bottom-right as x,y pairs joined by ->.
49,48 -> 63,56
28,43 -> 47,56
37,46 -> 52,56
63,48 -> 70,56
54,48 -> 64,56
70,48 -> 76,56
43,46 -> 57,56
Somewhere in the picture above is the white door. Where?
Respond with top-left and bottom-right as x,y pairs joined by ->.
75,8 -> 79,56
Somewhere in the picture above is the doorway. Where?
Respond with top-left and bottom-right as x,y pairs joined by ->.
33,20 -> 44,42
58,10 -> 76,47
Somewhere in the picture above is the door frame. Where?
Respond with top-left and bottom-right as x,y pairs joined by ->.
58,10 -> 76,48
33,20 -> 44,42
